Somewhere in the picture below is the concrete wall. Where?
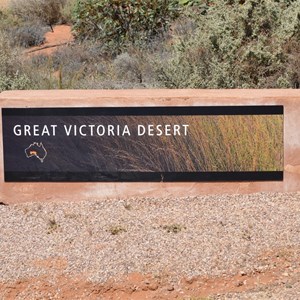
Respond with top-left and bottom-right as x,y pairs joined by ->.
0,89 -> 299,204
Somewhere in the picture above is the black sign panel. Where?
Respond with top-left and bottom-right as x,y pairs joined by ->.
2,106 -> 283,182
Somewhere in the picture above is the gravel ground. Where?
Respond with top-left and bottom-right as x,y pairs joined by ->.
221,283 -> 300,300
1,192 -> 300,298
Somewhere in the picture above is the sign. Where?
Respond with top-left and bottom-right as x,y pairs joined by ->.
2,106 -> 283,182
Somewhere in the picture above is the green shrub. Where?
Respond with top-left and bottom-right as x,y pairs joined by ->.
72,0 -> 180,53
0,32 -> 32,91
0,9 -> 22,31
0,73 -> 31,91
60,0 -> 77,24
3,0 -> 298,91
155,0 -> 300,88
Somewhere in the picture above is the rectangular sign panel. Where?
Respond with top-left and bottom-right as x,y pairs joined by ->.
2,106 -> 283,182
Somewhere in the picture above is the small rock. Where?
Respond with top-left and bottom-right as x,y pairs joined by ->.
167,285 -> 174,291
185,277 -> 195,285
255,266 -> 264,273
141,285 -> 148,291
236,281 -> 244,287
240,271 -> 247,276
148,283 -> 158,291
282,272 -> 289,277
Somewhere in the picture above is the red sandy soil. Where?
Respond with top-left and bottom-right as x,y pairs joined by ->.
0,0 -> 9,8
25,25 -> 74,56
1,247 -> 300,299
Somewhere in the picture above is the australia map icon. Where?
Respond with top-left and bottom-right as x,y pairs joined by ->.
25,142 -> 47,163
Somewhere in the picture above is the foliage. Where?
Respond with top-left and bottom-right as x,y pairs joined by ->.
155,0 -> 300,88
8,22 -> 47,48
0,32 -> 32,91
1,0 -> 299,90
72,0 -> 180,53
179,0 -> 202,5
112,50 -> 157,87
10,0 -> 66,31
60,0 -> 77,24
0,8 -> 22,31
178,0 -> 209,14
283,39 -> 300,88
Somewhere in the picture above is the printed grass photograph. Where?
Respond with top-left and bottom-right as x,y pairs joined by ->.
3,112 -> 283,177
83,114 -> 284,173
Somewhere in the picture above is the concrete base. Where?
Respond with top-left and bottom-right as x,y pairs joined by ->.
1,89 -> 299,204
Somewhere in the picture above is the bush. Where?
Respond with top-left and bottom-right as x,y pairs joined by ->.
282,38 -> 300,88
0,9 -> 21,32
72,0 -> 180,53
0,73 -> 32,91
155,0 -> 300,88
8,22 -> 47,48
0,32 -> 32,91
113,53 -> 144,84
23,42 -> 103,90
60,0 -> 77,24
4,0 -> 298,90
10,0 -> 66,31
